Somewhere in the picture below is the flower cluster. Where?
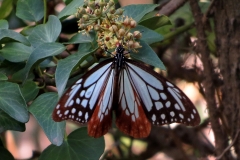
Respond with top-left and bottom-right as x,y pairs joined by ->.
76,0 -> 142,52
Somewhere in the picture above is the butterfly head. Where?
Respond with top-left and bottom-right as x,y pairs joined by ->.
116,43 -> 125,54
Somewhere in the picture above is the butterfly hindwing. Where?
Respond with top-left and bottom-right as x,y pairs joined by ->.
124,59 -> 200,126
116,68 -> 151,138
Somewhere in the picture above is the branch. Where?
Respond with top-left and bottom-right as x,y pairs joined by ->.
188,0 -> 229,157
158,0 -> 187,16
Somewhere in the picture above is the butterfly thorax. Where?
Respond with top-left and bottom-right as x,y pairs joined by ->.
113,45 -> 126,71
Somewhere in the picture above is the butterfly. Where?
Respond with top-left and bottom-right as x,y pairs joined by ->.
52,44 -> 200,138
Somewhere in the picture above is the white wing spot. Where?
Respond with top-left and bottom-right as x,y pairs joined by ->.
188,118 -> 190,122
193,109 -> 197,114
155,102 -> 163,110
174,104 -> 180,110
105,109 -> 109,115
78,111 -> 82,117
80,90 -> 85,97
125,110 -> 130,116
171,118 -> 173,122
81,99 -> 88,108
165,101 -> 171,108
71,108 -> 76,114
132,115 -> 136,122
161,114 -> 166,120
166,82 -> 174,87
57,110 -> 60,115
72,115 -> 74,119
160,93 -> 167,100
152,114 -> 156,122
59,114 -> 62,117
170,111 -> 175,117
85,112 -> 89,120
76,98 -> 81,104
64,110 -> 69,115
56,104 -> 60,109
100,114 -> 103,122
69,115 -> 71,118
76,78 -> 82,84
191,114 -> 194,119
179,113 -> 184,119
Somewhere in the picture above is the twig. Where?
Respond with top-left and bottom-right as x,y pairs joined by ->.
216,129 -> 240,160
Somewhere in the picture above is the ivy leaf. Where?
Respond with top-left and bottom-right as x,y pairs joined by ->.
0,109 -> 25,133
58,0 -> 84,20
16,0 -> 44,22
39,128 -> 104,160
123,4 -> 159,22
56,42 -> 98,97
22,42 -> 65,82
0,42 -> 32,62
131,40 -> 166,70
29,93 -> 65,146
0,29 -> 30,46
28,15 -> 61,48
131,25 -> 163,44
0,81 -> 28,123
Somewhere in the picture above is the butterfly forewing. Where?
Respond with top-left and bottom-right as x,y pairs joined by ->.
124,59 -> 200,126
52,59 -> 114,128
87,67 -> 115,137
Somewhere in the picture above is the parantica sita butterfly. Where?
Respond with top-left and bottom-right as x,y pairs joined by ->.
52,43 -> 200,138
52,0 -> 200,138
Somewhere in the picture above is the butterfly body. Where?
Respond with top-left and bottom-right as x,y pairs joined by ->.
53,45 -> 200,138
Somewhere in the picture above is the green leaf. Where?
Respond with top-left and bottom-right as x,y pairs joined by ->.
39,128 -> 105,160
28,15 -> 61,48
0,73 -> 7,80
16,0 -> 44,22
0,0 -> 13,19
0,42 -> 32,62
20,81 -> 39,103
22,42 -> 65,82
67,31 -> 96,44
0,109 -> 25,133
56,42 -> 98,97
58,0 -> 84,20
131,40 -> 166,70
0,139 -> 14,160
0,81 -> 28,123
0,29 -> 30,46
122,4 -> 159,22
131,25 -> 163,44
0,61 -> 25,76
0,19 -> 8,29
139,15 -> 172,30
29,92 -> 65,146
39,58 -> 56,68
